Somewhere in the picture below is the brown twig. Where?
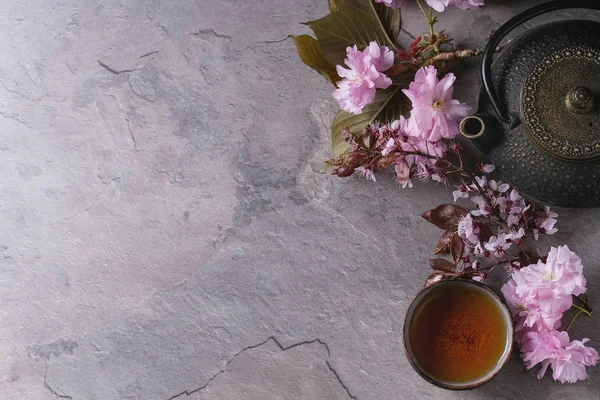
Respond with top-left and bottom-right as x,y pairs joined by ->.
422,48 -> 483,66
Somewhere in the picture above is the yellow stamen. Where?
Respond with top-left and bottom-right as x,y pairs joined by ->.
433,99 -> 444,109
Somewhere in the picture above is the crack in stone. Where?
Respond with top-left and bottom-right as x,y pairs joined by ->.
156,166 -> 177,176
105,94 -> 139,151
326,360 -> 357,400
0,110 -> 31,128
181,51 -> 192,64
166,336 -> 356,400
401,28 -> 416,40
0,79 -> 35,101
97,51 -> 159,75
140,50 -> 159,59
44,359 -> 73,400
146,14 -> 171,38
97,60 -> 137,75
190,28 -> 232,40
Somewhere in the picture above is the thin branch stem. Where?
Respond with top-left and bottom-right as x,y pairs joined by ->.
416,0 -> 429,22
565,309 -> 585,333
429,7 -> 434,35
573,294 -> 591,311
416,0 -> 435,35
428,12 -> 435,34
572,303 -> 592,318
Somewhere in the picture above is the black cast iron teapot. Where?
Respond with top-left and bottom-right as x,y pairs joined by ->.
460,0 -> 600,208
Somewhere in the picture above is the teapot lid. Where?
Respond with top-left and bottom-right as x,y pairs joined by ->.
521,46 -> 600,161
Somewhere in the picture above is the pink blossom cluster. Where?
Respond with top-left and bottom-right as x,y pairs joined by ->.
454,174 -> 558,262
376,116 -> 447,187
427,0 -> 484,11
501,246 -> 598,383
374,0 -> 484,11
331,65 -> 470,185
333,42 -> 394,115
366,66 -> 469,186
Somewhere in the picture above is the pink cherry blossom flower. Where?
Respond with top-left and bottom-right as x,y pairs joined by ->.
496,188 -> 525,220
535,206 -> 558,236
385,116 -> 424,155
450,0 -> 485,9
501,246 -> 587,331
453,185 -> 470,201
520,329 -> 599,383
458,214 -> 480,245
543,245 -> 586,296
426,0 -> 485,11
478,163 -> 495,173
501,278 -> 566,332
431,172 -> 448,184
402,66 -> 471,141
333,42 -> 394,115
484,233 -> 512,257
506,228 -> 525,244
470,175 -> 488,191
382,138 -> 396,156
374,0 -> 403,8
470,195 -> 490,216
425,0 -> 450,12
488,179 -> 510,195
355,166 -> 376,181
506,213 -> 521,228
473,241 -> 487,256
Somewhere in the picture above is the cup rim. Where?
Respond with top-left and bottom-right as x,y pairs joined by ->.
402,279 -> 514,390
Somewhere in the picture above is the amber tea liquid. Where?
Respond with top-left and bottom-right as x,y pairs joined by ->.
408,282 -> 511,384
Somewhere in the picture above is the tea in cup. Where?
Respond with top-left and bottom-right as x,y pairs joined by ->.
403,280 -> 513,389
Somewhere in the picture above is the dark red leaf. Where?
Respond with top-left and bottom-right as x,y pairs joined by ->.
421,204 -> 468,231
480,223 -> 493,242
429,258 -> 457,273
376,154 -> 396,169
450,233 -> 465,262
421,209 -> 433,223
409,36 -> 422,56
433,231 -> 453,255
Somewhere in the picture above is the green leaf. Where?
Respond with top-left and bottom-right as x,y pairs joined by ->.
328,0 -> 339,12
290,35 -> 340,85
304,0 -> 401,66
373,2 -> 401,44
330,86 -> 409,157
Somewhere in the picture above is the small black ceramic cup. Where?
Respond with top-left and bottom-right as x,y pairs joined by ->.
403,279 -> 514,390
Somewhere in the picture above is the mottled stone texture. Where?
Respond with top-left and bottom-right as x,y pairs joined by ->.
1,0 -> 600,399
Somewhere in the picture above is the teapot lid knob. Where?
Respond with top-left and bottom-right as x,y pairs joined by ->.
566,86 -> 595,114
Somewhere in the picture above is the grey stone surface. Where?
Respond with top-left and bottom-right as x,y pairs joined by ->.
1,0 -> 600,399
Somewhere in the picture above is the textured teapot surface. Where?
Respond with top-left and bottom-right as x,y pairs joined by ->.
478,20 -> 600,208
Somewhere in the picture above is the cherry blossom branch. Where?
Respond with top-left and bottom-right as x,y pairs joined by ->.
391,148 -> 494,209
